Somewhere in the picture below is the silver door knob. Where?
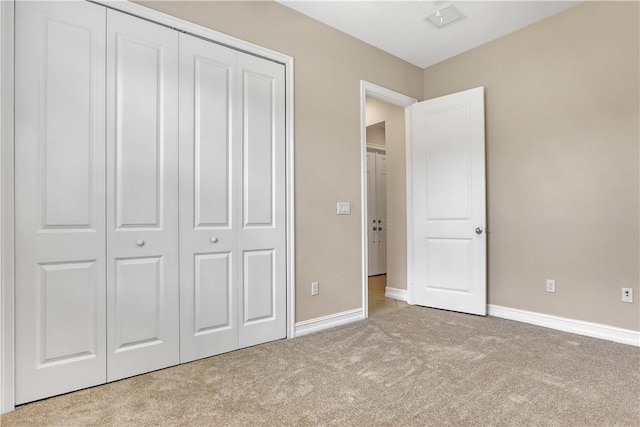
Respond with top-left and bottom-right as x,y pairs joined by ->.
475,227 -> 483,235
136,239 -> 145,246
211,236 -> 219,243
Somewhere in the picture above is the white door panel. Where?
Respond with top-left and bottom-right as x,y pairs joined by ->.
237,53 -> 286,348
410,87 -> 486,315
106,10 -> 180,381
179,33 -> 238,363
15,0 -> 107,404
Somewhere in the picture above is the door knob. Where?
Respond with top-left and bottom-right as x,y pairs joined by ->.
211,236 -> 219,243
475,227 -> 483,235
379,227 -> 383,231
136,239 -> 145,246
372,227 -> 378,231
378,220 -> 381,224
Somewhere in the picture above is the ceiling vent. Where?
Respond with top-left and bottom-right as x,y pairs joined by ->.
424,4 -> 466,30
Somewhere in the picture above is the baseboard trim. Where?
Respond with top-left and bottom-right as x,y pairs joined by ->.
488,304 -> 640,347
385,286 -> 407,301
294,308 -> 364,337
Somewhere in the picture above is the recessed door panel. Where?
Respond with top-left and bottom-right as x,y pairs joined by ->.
243,250 -> 275,323
114,257 -> 162,349
107,10 -> 179,382
39,261 -> 98,364
43,19 -> 95,228
15,0 -> 107,404
425,239 -> 471,292
194,57 -> 232,228
194,253 -> 232,333
425,105 -> 471,221
114,36 -> 162,229
243,70 -> 275,228
179,33 -> 238,363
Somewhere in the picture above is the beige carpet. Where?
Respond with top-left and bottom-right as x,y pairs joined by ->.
2,306 -> 639,426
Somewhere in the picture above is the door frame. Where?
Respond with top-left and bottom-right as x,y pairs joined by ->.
359,81 -> 416,318
0,0 -> 295,413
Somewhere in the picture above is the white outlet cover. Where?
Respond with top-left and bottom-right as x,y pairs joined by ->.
337,202 -> 351,215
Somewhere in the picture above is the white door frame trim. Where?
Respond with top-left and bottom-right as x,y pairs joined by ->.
0,0 -> 295,413
359,81 -> 416,318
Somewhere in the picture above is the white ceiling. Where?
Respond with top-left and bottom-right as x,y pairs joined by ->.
277,1 -> 582,68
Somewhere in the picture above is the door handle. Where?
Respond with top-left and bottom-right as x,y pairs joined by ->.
475,227 -> 483,235
373,227 -> 378,231
211,236 -> 219,243
379,227 -> 383,231
136,239 -> 145,247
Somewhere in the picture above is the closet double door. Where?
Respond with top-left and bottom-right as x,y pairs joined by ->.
15,1 -> 286,405
366,149 -> 387,276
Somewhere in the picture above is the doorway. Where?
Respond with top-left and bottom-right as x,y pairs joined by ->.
360,82 -> 416,317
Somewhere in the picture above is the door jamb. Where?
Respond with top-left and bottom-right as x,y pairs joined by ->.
0,0 -> 295,413
359,81 -> 416,318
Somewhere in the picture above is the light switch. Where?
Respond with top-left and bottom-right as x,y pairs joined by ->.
337,202 -> 351,215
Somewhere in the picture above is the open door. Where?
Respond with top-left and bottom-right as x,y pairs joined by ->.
409,87 -> 486,315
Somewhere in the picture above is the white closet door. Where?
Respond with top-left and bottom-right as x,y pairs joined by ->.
237,53 -> 287,348
14,1 -> 107,404
106,10 -> 180,381
179,33 -> 239,363
366,151 -> 379,276
375,153 -> 387,274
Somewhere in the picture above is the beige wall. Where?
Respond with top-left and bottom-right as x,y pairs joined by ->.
138,1 -> 423,322
365,97 -> 407,291
423,1 -> 640,330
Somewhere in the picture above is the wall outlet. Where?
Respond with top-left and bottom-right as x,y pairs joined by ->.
546,279 -> 556,293
311,281 -> 319,296
622,288 -> 633,303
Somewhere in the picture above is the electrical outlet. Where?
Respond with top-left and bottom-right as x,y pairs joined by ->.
311,282 -> 319,296
546,279 -> 556,293
622,288 -> 633,303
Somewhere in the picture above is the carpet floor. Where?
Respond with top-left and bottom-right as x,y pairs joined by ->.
2,306 -> 639,426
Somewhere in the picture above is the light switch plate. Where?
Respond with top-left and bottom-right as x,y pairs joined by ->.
337,202 -> 351,215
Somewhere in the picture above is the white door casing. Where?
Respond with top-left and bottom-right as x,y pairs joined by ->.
14,1 -> 107,404
409,87 -> 486,315
106,9 -> 180,381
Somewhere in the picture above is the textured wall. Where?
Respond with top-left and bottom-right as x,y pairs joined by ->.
138,0 -> 423,322
423,1 -> 639,330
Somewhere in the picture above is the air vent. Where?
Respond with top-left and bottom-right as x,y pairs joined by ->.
424,4 -> 466,30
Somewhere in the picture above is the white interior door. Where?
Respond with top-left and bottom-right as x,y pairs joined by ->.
179,33 -> 239,363
106,10 -> 180,381
409,87 -> 486,315
366,151 -> 379,276
375,153 -> 387,274
237,52 -> 287,348
367,149 -> 387,276
14,1 -> 107,404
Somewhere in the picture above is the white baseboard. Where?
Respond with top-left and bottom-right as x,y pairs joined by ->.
385,286 -> 407,301
294,308 -> 364,337
488,304 -> 640,347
